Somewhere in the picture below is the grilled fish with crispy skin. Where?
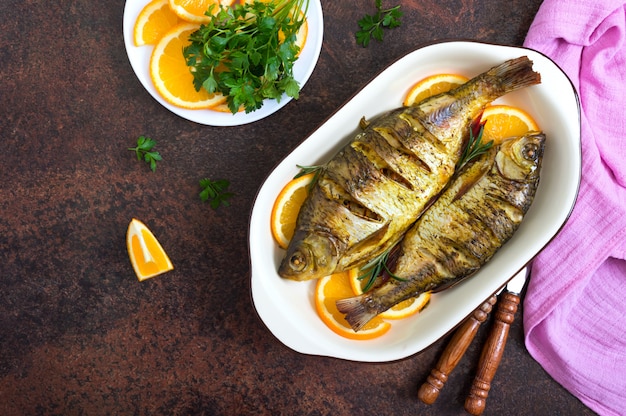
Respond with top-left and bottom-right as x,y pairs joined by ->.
336,132 -> 546,331
279,57 -> 541,281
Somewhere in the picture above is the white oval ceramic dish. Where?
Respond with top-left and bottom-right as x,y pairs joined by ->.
249,41 -> 581,362
123,0 -> 324,126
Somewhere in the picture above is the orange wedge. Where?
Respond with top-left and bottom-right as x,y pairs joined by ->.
270,173 -> 314,249
348,268 -> 431,320
133,0 -> 181,46
149,22 -> 228,109
404,73 -> 469,106
315,271 -> 391,340
127,218 -> 174,281
168,0 -> 235,23
480,105 -> 540,145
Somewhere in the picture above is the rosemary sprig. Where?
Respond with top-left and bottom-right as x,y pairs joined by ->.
294,164 -> 322,178
295,164 -> 323,189
457,116 -> 493,169
358,247 -> 407,292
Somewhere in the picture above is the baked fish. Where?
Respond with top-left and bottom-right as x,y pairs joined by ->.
336,131 -> 546,331
279,57 -> 541,281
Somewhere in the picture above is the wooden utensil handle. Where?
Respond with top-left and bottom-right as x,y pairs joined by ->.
464,291 -> 520,415
418,295 -> 497,405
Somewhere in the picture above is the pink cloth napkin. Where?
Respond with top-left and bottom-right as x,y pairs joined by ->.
523,1 -> 626,415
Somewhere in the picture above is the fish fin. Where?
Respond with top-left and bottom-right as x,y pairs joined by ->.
490,56 -> 541,94
431,272 -> 476,293
452,150 -> 495,202
342,222 -> 391,265
336,295 -> 379,332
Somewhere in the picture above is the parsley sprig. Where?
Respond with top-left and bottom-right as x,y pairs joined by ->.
457,116 -> 494,169
199,178 -> 234,209
356,0 -> 403,47
358,248 -> 407,292
128,136 -> 162,172
183,0 -> 309,114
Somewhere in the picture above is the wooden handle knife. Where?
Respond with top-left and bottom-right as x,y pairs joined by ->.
464,267 -> 528,415
418,295 -> 497,405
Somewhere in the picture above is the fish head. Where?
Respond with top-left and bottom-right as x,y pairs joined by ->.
496,131 -> 546,181
278,230 -> 339,281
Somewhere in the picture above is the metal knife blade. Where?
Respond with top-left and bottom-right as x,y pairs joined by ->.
504,267 -> 529,295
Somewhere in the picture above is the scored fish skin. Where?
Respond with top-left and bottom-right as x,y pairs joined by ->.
335,131 -> 546,331
278,57 -> 541,282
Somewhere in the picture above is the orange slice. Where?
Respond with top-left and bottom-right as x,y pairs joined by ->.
480,105 -> 540,145
404,74 -> 540,145
293,12 -> 308,56
348,268 -> 431,320
209,101 -> 245,113
149,22 -> 228,109
133,0 -> 181,46
278,11 -> 308,57
127,218 -> 174,281
404,73 -> 470,106
168,0 -> 235,23
315,271 -> 391,340
270,173 -> 314,249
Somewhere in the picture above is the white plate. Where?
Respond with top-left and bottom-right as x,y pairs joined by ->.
248,41 -> 581,362
123,0 -> 324,126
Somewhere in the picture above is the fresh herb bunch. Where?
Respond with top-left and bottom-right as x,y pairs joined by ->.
356,0 -> 403,47
183,0 -> 309,114
128,136 -> 162,172
199,178 -> 234,209
457,116 -> 494,169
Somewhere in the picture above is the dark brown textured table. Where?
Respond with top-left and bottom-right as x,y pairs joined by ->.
0,1 -> 597,415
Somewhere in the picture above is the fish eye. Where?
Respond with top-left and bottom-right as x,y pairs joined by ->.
289,251 -> 307,272
522,143 -> 539,161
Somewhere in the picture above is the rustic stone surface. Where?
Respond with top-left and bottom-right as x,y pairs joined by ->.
0,0 -> 596,414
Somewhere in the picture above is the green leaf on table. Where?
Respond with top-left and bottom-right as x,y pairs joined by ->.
128,136 -> 162,172
356,1 -> 403,47
199,178 -> 234,209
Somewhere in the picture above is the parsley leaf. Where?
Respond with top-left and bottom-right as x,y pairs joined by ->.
183,0 -> 309,114
356,0 -> 403,47
128,136 -> 162,172
199,178 -> 234,209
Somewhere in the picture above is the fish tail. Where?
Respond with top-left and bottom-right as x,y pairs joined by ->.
336,295 -> 379,332
486,56 -> 541,94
